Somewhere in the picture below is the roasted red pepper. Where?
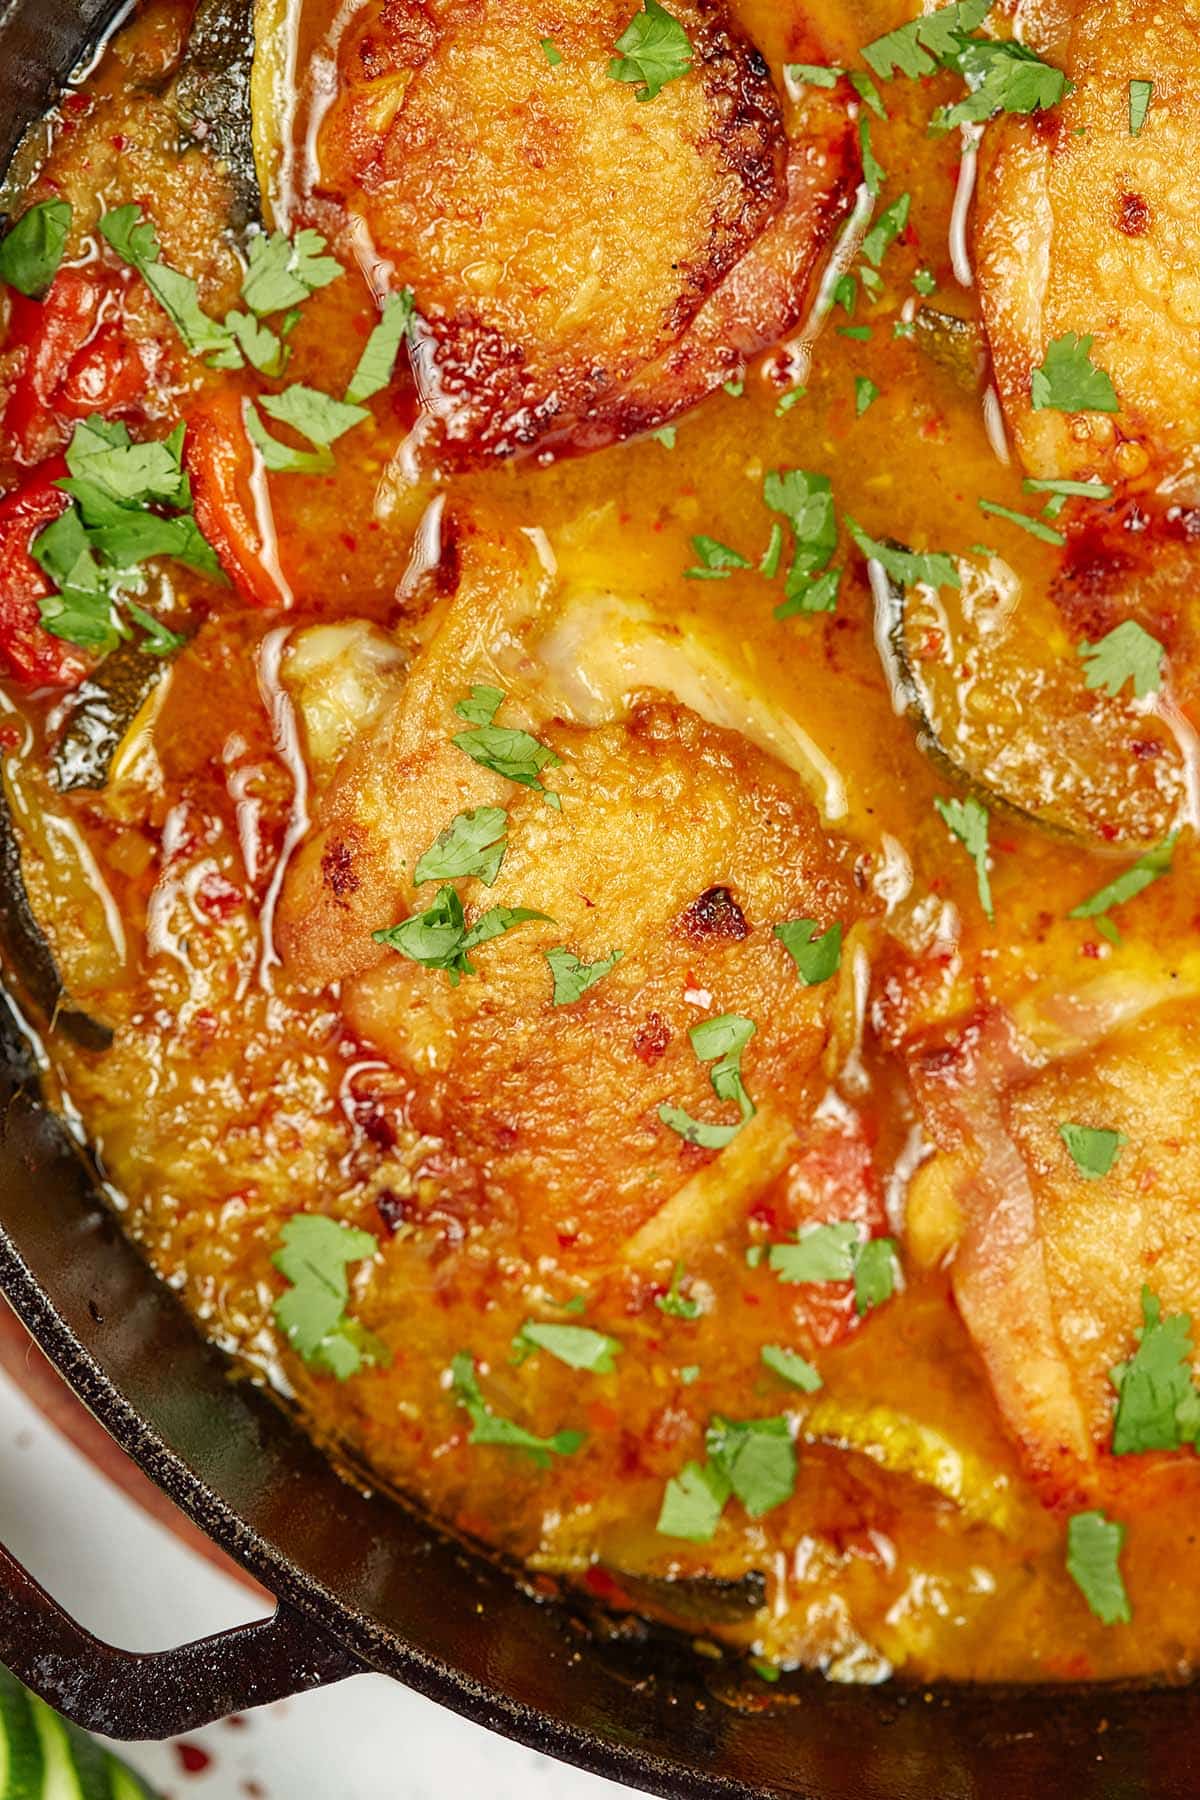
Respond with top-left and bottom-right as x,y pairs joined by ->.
0,462 -> 91,687
184,391 -> 293,609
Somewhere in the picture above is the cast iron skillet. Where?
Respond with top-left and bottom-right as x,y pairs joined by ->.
1,7 -> 1199,1793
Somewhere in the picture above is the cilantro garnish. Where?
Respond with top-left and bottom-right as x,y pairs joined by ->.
766,1221 -> 899,1316
774,918 -> 842,986
1023,476 -> 1112,525
1078,620 -> 1164,700
845,518 -> 961,591
1129,78 -> 1153,135
259,384 -> 368,450
656,1260 -> 702,1320
452,686 -> 563,807
861,193 -> 910,268
99,205 -> 240,365
861,0 -> 992,81
932,38 -> 1070,132
934,793 -> 994,920
607,0 -> 693,101
859,116 -> 885,197
785,62 -> 843,89
912,267 -> 937,296
855,376 -> 880,416
685,535 -> 751,580
0,197 -> 71,298
1031,332 -> 1119,414
511,1320 -> 621,1373
657,1414 -> 797,1541
414,807 -> 509,886
759,523 -> 784,579
450,1353 -> 585,1466
764,468 -> 843,615
31,416 -> 217,656
345,290 -> 416,405
1066,1510 -> 1132,1625
760,1344 -> 822,1392
659,1013 -> 757,1149
272,1214 -> 386,1379
1060,1122 -> 1127,1181
976,497 -> 1065,545
1068,833 -> 1176,944
545,946 -> 624,1005
240,227 -> 342,315
656,1459 -> 728,1541
540,36 -> 563,66
372,884 -> 551,984
242,399 -> 332,476
1110,1288 -> 1200,1455
851,69 -> 887,118
775,568 -> 841,618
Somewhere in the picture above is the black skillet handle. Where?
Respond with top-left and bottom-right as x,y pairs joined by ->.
0,1540 -> 362,1739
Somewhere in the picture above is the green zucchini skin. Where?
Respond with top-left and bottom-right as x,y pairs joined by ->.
0,1670 -> 44,1800
50,645 -> 165,795
171,0 -> 260,232
603,1568 -> 767,1628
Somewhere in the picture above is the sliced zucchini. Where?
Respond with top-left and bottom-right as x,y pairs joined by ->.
0,1667 -> 161,1799
171,0 -> 261,231
912,306 -> 984,392
50,645 -> 167,794
802,1398 -> 1017,1534
31,1701 -> 111,1800
603,1568 -> 766,1627
874,556 -> 1184,849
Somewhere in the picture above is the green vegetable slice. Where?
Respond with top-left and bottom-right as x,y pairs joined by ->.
1066,1510 -> 1132,1625
0,198 -> 71,298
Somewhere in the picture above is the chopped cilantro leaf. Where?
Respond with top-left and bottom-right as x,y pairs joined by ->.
1023,476 -> 1112,502
912,267 -> 937,296
541,36 -> 563,65
345,290 -> 416,404
545,946 -> 624,1005
934,793 -> 994,920
761,1345 -> 822,1392
1078,620 -> 1164,701
511,1320 -> 621,1373
845,518 -> 961,591
750,1658 -> 781,1683
759,522 -> 784,579
224,309 -> 289,377
861,193 -> 910,268
976,497 -> 1065,545
723,376 -> 745,397
656,1259 -> 702,1320
839,325 -> 872,342
850,69 -> 887,118
650,424 -> 677,448
775,567 -> 842,617
372,884 -> 551,984
855,375 -> 880,416
685,534 -> 751,579
834,273 -> 857,315
100,204 -> 238,365
859,116 -> 885,197
259,384 -> 369,448
861,0 -> 991,80
1129,78 -> 1153,135
1060,1122 -> 1127,1181
1110,1287 -> 1200,1455
706,1414 -> 797,1517
932,39 -> 1071,132
1068,833 -> 1176,942
272,1214 -> 385,1378
774,918 -> 842,986
413,807 -> 509,886
1066,1510 -> 1131,1625
785,62 -> 842,89
0,197 -> 71,297
450,1352 -> 584,1466
679,1363 -> 701,1385
852,1237 -> 899,1315
240,227 -> 342,316
660,1014 -> 757,1149
452,689 -> 563,807
656,1458 -> 729,1541
765,468 -> 837,576
607,0 -> 693,101
776,387 -> 806,416
768,1221 -> 859,1283
243,400 -> 333,475
1031,332 -> 1120,414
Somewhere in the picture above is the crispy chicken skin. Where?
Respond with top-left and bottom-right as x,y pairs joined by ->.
277,516 -> 865,1258
317,0 -> 857,462
975,0 -> 1200,492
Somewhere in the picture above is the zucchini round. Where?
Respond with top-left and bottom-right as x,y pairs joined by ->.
0,1668 -> 161,1800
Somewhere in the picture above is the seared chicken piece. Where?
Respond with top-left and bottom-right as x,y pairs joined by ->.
315,0 -> 856,462
277,515 -> 866,1261
908,983 -> 1200,1508
976,0 -> 1200,492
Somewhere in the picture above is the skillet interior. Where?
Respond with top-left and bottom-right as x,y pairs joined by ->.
1,2 -> 1200,1793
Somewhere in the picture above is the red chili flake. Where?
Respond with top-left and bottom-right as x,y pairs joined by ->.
174,1742 -> 213,1774
1080,940 -> 1102,959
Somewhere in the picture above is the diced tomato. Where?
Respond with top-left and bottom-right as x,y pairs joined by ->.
3,268 -> 157,465
184,393 -> 293,609
778,1109 -> 889,1349
0,463 -> 91,687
